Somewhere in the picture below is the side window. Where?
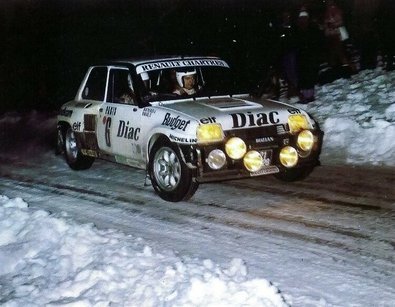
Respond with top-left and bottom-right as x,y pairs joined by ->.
106,68 -> 136,104
82,67 -> 107,101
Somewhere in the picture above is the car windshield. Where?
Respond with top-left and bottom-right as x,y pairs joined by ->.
135,62 -> 247,104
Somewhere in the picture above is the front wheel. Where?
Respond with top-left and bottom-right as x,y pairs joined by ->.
274,166 -> 314,182
149,140 -> 198,202
64,127 -> 94,170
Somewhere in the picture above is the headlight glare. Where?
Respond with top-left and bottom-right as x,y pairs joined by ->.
288,114 -> 309,134
225,137 -> 247,160
279,146 -> 298,168
197,123 -> 224,144
207,149 -> 226,170
297,130 -> 314,152
243,150 -> 264,172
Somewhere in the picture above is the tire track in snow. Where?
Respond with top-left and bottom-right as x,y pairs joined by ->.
1,169 -> 394,275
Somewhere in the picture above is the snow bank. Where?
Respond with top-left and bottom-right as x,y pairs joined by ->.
302,68 -> 395,166
0,196 -> 287,307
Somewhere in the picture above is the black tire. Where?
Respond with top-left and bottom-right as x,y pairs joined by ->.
149,139 -> 198,202
274,166 -> 314,182
64,127 -> 94,170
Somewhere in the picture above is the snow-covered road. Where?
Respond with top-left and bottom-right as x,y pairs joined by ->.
1,150 -> 394,306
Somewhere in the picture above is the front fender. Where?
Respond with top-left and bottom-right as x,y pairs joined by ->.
146,134 -> 199,174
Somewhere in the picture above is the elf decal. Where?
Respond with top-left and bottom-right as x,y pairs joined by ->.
200,116 -> 216,124
72,122 -> 82,131
287,108 -> 301,115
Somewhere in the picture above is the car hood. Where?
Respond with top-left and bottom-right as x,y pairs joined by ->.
156,95 -> 310,131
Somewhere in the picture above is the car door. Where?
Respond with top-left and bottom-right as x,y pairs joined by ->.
97,67 -> 144,167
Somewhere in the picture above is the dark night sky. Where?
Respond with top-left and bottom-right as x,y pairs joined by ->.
0,0 -> 392,112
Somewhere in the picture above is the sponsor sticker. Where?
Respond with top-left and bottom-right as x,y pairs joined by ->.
169,134 -> 197,143
288,108 -> 301,114
72,122 -> 82,131
162,113 -> 191,131
142,108 -> 156,117
200,116 -> 216,124
230,111 -> 279,128
105,106 -> 117,116
117,120 -> 140,141
250,165 -> 279,176
255,137 -> 274,144
136,59 -> 229,73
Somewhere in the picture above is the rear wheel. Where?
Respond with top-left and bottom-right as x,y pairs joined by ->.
149,139 -> 198,202
64,127 -> 94,170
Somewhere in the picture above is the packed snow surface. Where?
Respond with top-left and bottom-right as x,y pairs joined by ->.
0,196 -> 286,306
0,68 -> 394,306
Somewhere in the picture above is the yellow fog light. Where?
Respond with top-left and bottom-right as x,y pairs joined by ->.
197,123 -> 224,144
243,150 -> 264,172
225,137 -> 247,160
288,114 -> 309,134
207,149 -> 226,170
279,146 -> 298,168
297,130 -> 314,152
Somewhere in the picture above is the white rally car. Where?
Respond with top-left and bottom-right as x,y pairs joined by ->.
57,56 -> 323,202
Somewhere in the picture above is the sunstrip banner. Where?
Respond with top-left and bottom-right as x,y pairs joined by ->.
136,59 -> 229,74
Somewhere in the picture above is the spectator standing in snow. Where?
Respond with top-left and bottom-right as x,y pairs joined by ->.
295,9 -> 322,104
276,10 -> 299,99
377,1 -> 395,71
323,0 -> 350,70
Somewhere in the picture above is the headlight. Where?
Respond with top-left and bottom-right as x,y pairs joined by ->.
196,123 -> 224,144
297,130 -> 314,152
243,150 -> 263,172
288,114 -> 309,134
225,137 -> 247,160
279,146 -> 298,168
207,149 -> 226,170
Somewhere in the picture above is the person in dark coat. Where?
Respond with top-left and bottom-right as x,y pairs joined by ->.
323,0 -> 350,68
377,1 -> 395,71
276,10 -> 299,99
295,9 -> 322,103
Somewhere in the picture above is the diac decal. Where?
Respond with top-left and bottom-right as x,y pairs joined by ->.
117,120 -> 140,141
230,111 -> 279,128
